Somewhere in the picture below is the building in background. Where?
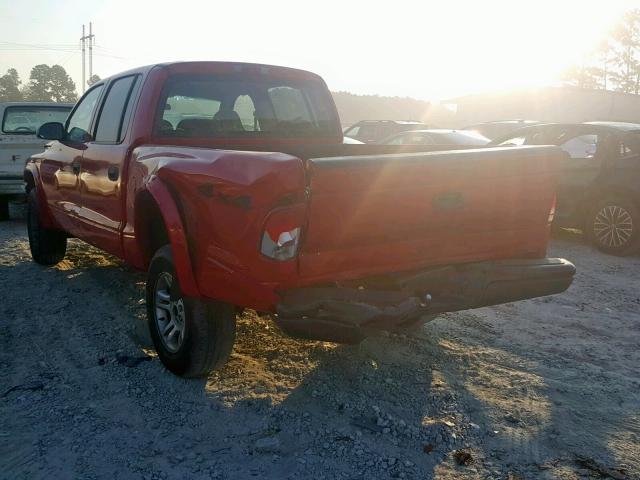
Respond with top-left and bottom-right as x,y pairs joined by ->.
426,87 -> 640,128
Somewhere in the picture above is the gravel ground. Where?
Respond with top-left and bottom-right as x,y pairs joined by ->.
1,211 -> 639,480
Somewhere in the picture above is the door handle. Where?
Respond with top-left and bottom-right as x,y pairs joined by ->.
72,160 -> 81,175
108,165 -> 119,181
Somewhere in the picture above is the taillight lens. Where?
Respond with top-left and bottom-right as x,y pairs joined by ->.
260,206 -> 304,261
548,193 -> 557,224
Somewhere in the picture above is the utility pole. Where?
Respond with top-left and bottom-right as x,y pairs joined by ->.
80,24 -> 86,93
80,23 -> 95,93
88,22 -> 94,83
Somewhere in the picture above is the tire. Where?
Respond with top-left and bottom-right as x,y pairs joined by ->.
587,197 -> 640,256
0,196 -> 9,221
146,245 -> 236,377
27,189 -> 67,265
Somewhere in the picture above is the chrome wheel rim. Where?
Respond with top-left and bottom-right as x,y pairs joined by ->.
593,205 -> 633,249
154,272 -> 186,353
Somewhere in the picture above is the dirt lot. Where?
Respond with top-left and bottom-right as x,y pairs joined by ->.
1,213 -> 639,480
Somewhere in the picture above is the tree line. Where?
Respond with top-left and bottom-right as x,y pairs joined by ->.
332,91 -> 430,127
0,64 -> 101,103
564,9 -> 640,93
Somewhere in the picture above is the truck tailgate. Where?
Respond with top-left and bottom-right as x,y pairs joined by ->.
299,146 -> 562,282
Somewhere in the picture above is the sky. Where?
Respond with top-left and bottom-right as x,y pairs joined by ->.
1,0 -> 639,101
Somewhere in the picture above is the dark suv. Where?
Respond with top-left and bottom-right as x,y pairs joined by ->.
491,122 -> 640,255
343,120 -> 428,144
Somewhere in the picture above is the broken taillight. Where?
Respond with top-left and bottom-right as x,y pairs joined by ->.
260,206 -> 305,261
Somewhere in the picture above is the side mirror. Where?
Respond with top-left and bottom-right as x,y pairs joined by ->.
37,122 -> 65,141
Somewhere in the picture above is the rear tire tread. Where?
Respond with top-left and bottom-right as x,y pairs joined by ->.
146,245 -> 236,378
27,189 -> 67,265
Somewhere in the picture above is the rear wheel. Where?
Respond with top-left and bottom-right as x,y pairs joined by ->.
27,189 -> 67,265
587,198 -> 639,256
146,245 -> 236,377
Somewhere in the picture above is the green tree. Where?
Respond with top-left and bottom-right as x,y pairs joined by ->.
87,74 -> 101,87
26,64 -> 78,102
563,9 -> 640,93
0,68 -> 23,101
609,9 -> 640,93
594,38 -> 613,89
562,65 -> 604,90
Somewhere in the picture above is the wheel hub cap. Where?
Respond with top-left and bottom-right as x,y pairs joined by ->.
154,272 -> 186,353
593,205 -> 633,249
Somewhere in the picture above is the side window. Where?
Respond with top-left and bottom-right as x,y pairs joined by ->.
66,85 -> 104,143
357,125 -> 379,141
388,134 -> 406,145
498,135 -> 526,146
345,125 -> 360,138
558,134 -> 598,159
233,95 -> 257,131
620,134 -> 640,158
94,76 -> 138,143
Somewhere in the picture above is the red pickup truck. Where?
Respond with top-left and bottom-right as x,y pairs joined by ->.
25,62 -> 575,377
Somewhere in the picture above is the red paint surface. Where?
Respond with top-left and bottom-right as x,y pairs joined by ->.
28,62 -> 562,312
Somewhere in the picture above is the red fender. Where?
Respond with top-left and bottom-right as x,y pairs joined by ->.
146,177 -> 200,297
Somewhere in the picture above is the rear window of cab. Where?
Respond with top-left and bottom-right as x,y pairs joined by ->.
2,106 -> 71,134
154,74 -> 338,138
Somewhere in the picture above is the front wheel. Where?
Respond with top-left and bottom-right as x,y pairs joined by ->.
27,189 -> 67,265
587,198 -> 639,256
146,245 -> 236,377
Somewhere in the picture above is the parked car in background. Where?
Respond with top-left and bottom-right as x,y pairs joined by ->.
343,120 -> 429,143
464,120 -> 540,140
381,129 -> 490,146
26,61 -> 574,378
490,122 -> 640,255
0,102 -> 73,220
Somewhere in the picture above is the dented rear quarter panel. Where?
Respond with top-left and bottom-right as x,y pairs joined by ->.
126,145 -> 307,310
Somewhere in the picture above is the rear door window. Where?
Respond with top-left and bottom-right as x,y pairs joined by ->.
2,106 -> 71,135
620,133 -> 640,158
558,133 -> 598,159
94,75 -> 139,143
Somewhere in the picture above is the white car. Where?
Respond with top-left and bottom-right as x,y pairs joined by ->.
0,102 -> 73,219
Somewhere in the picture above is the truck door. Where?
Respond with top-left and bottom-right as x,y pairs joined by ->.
76,75 -> 140,257
39,85 -> 105,235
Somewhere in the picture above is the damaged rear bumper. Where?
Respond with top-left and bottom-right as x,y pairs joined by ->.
275,257 -> 575,343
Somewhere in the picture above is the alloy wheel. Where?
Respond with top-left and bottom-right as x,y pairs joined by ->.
593,204 -> 634,249
154,272 -> 186,353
